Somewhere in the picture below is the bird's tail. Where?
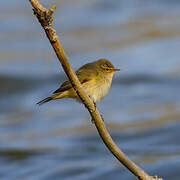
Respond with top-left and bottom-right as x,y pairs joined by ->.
36,97 -> 52,105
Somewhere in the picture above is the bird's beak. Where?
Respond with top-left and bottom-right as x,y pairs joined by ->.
112,68 -> 120,71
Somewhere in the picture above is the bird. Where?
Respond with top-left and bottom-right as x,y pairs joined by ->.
37,59 -> 120,105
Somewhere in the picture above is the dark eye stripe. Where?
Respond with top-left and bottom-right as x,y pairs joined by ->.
105,62 -> 114,68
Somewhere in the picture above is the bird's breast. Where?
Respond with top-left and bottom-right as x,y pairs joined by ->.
83,76 -> 112,103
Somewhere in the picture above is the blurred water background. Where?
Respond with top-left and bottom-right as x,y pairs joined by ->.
0,0 -> 180,179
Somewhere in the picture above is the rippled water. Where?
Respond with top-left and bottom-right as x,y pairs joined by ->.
0,0 -> 180,180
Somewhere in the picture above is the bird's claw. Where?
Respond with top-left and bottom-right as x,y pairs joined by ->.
90,102 -> 104,123
100,114 -> 104,121
91,114 -> 104,124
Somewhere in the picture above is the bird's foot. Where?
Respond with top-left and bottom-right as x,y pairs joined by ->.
91,114 -> 104,124
91,118 -> 95,124
100,114 -> 104,122
90,102 -> 104,123
93,101 -> 96,111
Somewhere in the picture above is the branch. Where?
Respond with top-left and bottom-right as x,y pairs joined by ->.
29,1 -> 162,180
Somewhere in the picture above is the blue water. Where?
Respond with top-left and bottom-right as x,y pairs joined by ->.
0,0 -> 180,179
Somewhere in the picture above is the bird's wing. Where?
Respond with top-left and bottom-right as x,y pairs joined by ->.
53,68 -> 95,94
53,78 -> 91,94
53,80 -> 72,94
53,64 -> 97,94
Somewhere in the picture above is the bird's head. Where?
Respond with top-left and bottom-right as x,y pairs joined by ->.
95,59 -> 120,77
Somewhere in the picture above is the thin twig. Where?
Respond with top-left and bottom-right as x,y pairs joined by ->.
29,1 -> 162,180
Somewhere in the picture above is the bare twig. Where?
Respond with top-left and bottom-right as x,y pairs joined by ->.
29,1 -> 162,180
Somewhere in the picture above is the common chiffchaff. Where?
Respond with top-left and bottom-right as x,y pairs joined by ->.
37,59 -> 120,105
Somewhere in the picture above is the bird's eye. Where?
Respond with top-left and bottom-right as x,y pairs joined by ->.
101,65 -> 111,71
104,68 -> 111,71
